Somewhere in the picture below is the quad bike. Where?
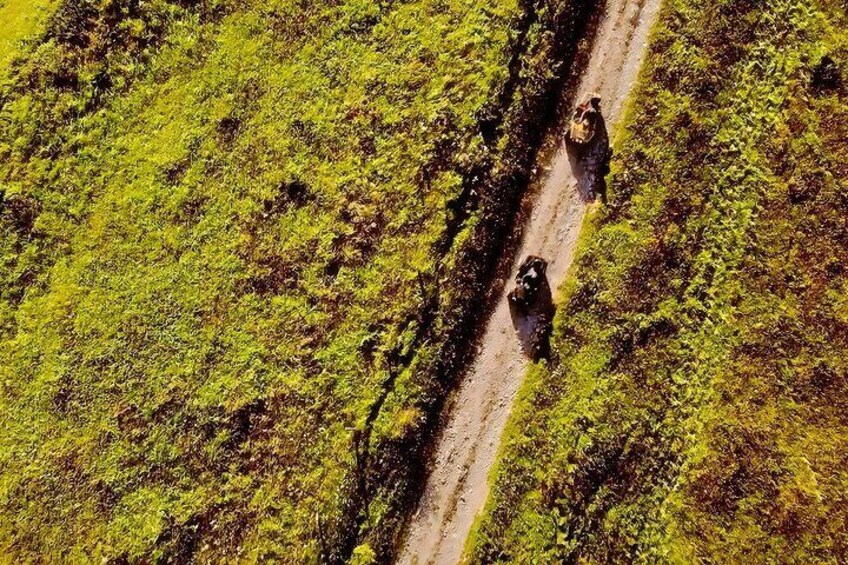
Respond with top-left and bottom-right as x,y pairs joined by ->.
508,255 -> 548,311
567,93 -> 611,202
567,93 -> 602,145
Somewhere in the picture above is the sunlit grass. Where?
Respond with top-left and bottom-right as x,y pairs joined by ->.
0,0 -> 528,560
0,0 -> 55,78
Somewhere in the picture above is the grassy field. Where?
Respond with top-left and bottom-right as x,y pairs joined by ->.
0,0 -> 56,78
0,0 -> 601,560
0,0 -> 541,560
470,0 -> 848,562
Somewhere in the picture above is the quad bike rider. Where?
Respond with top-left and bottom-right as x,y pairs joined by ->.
566,93 -> 611,202
568,93 -> 602,146
508,255 -> 554,360
508,255 -> 548,312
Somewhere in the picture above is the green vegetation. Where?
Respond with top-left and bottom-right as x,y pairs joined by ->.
0,0 -> 596,559
0,0 -> 521,560
471,0 -> 848,562
0,0 -> 56,78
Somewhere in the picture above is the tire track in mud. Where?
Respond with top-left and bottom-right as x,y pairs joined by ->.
396,0 -> 662,562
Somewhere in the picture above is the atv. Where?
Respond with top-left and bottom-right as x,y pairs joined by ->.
508,255 -> 548,311
567,94 -> 602,145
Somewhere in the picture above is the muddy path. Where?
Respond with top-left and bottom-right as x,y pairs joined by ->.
395,0 -> 663,563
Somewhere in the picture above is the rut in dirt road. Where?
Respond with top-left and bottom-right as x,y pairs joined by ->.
396,0 -> 663,563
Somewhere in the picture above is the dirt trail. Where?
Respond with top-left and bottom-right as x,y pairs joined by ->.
396,0 -> 662,563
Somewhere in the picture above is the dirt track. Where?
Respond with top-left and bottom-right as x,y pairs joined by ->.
396,0 -> 662,563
